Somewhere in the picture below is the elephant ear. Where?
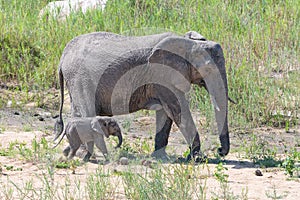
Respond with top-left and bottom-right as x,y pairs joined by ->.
149,36 -> 195,61
184,31 -> 206,41
148,36 -> 214,79
91,118 -> 108,137
148,36 -> 223,111
148,36 -> 196,92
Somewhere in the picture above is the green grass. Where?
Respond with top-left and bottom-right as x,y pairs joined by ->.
281,149 -> 300,177
122,164 -> 208,200
0,0 -> 299,129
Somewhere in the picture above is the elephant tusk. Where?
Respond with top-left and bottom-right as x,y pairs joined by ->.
211,96 -> 220,111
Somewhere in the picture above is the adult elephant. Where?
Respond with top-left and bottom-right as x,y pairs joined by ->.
54,31 -> 230,162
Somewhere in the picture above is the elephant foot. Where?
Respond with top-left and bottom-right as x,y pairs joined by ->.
63,146 -> 71,157
183,141 -> 205,163
83,152 -> 92,162
173,154 -> 206,164
185,151 -> 207,163
183,146 -> 207,163
218,133 -> 230,157
151,148 -> 170,161
217,147 -> 229,157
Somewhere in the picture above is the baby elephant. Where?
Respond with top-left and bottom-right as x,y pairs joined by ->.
54,116 -> 122,162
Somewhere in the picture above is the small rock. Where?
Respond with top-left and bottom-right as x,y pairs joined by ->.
141,159 -> 152,167
255,169 -> 263,176
52,114 -> 59,119
175,157 -> 186,163
38,116 -> 45,121
25,102 -> 36,108
39,111 -> 52,118
132,134 -> 138,139
7,101 -> 12,108
119,157 -> 129,165
141,159 -> 157,168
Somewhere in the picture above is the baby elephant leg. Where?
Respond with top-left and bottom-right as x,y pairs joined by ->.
63,146 -> 71,157
94,135 -> 108,159
68,142 -> 80,160
83,141 -> 94,162
66,125 -> 81,160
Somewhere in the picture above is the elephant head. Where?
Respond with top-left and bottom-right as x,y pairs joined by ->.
92,117 -> 123,148
148,33 -> 230,156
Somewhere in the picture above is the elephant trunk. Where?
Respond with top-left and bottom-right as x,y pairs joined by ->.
193,42 -> 230,156
198,72 -> 230,156
212,43 -> 230,156
206,43 -> 230,156
115,132 -> 123,148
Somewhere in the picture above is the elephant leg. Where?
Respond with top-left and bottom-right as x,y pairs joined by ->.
151,109 -> 173,159
63,146 -> 71,157
66,128 -> 81,159
94,135 -> 108,160
83,141 -> 94,162
68,143 -> 80,160
70,89 -> 98,162
161,98 -> 202,162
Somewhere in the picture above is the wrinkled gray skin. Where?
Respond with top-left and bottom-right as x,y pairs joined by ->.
55,31 -> 230,162
55,117 -> 122,161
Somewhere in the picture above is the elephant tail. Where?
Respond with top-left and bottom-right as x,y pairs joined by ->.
54,68 -> 64,142
52,126 -> 67,149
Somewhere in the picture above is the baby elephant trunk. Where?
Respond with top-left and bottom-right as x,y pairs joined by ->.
115,132 -> 123,148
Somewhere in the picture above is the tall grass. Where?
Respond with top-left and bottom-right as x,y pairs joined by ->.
0,0 -> 299,128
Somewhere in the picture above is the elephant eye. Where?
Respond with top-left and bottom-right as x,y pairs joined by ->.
110,122 -> 116,126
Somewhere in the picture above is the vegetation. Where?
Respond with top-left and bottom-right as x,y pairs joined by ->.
0,0 -> 299,128
0,0 -> 299,199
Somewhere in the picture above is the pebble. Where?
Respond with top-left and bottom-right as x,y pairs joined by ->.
119,157 -> 129,165
52,114 -> 59,119
38,116 -> 45,121
141,159 -> 152,167
255,169 -> 263,176
7,101 -> 12,108
141,159 -> 157,168
132,134 -> 138,139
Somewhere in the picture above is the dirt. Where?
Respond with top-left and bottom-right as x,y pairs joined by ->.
0,103 -> 299,199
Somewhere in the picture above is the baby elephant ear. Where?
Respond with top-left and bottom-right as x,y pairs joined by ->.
91,118 -> 107,137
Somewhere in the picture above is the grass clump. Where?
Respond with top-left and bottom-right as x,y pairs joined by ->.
0,137 -> 60,164
122,164 -> 206,200
86,168 -> 116,200
281,149 -> 300,177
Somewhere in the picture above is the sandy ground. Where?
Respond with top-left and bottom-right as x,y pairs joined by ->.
0,107 -> 299,199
